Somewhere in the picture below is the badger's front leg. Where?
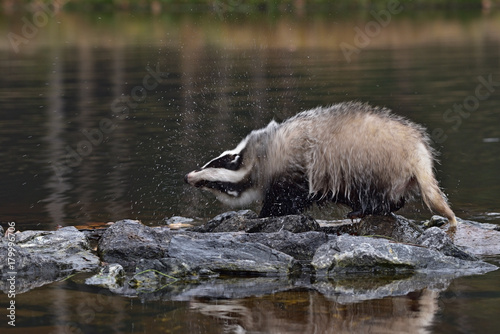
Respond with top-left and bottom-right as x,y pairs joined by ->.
259,178 -> 311,218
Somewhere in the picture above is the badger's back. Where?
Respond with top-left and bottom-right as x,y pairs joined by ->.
269,102 -> 454,223
293,103 -> 427,195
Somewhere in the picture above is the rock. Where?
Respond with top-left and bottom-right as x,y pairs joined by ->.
247,215 -> 320,233
10,226 -> 99,272
320,214 -> 423,244
98,219 -> 173,270
235,230 -> 332,262
86,263 -> 125,289
449,218 -> 500,256
356,215 -> 423,244
135,258 -> 197,278
423,215 -> 449,228
167,234 -> 300,276
311,235 -> 497,277
190,210 -> 258,232
96,214 -> 498,282
418,227 -> 477,261
129,268 -> 178,291
5,211 -> 499,296
190,210 -> 319,233
318,219 -> 362,235
0,226 -> 100,293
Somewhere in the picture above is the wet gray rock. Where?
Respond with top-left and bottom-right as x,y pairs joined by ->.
0,226 -> 100,293
319,214 -> 423,244
450,218 -> 500,256
190,210 -> 258,232
190,210 -> 319,233
98,219 -> 173,270
356,215 -> 424,244
4,211 -> 499,296
8,226 -> 99,272
135,257 -> 195,278
311,234 -> 496,277
97,215 -> 497,282
418,227 -> 477,261
167,234 -> 299,276
98,219 -> 300,277
235,230 -> 332,262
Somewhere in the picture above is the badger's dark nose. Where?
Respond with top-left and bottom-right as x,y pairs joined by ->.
184,173 -> 189,184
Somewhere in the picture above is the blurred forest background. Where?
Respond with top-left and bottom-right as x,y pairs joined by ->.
1,0 -> 500,13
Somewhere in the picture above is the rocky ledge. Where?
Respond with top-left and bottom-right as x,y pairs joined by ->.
1,211 -> 499,300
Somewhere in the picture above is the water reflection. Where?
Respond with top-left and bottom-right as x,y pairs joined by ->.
190,289 -> 439,334
2,266 -> 499,333
43,42 -> 69,228
0,272 -> 464,333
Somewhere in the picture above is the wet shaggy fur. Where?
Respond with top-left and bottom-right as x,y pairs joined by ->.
185,102 -> 457,226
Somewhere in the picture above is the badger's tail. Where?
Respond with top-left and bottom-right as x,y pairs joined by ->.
414,156 -> 457,227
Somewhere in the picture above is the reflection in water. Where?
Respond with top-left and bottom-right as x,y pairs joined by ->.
4,273 -> 446,334
105,42 -> 130,223
190,289 -> 438,334
43,42 -> 69,228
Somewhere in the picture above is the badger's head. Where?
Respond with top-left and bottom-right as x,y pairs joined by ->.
184,139 -> 262,206
184,121 -> 278,207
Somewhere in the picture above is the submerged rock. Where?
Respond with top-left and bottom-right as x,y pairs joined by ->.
86,263 -> 125,289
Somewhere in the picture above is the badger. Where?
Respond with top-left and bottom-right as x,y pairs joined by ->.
185,101 -> 457,226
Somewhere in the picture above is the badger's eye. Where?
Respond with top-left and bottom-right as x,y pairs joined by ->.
226,154 -> 242,170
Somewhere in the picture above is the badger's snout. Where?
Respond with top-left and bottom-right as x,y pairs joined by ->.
184,171 -> 197,186
185,171 -> 205,188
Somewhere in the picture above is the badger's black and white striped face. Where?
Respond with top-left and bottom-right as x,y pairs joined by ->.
184,139 -> 263,207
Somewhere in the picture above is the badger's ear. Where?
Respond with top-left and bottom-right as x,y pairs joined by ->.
267,120 -> 279,129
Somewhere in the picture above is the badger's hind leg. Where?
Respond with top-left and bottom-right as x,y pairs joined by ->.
344,189 -> 406,220
346,199 -> 404,220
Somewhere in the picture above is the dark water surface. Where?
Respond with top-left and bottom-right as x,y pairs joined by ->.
1,9 -> 500,333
